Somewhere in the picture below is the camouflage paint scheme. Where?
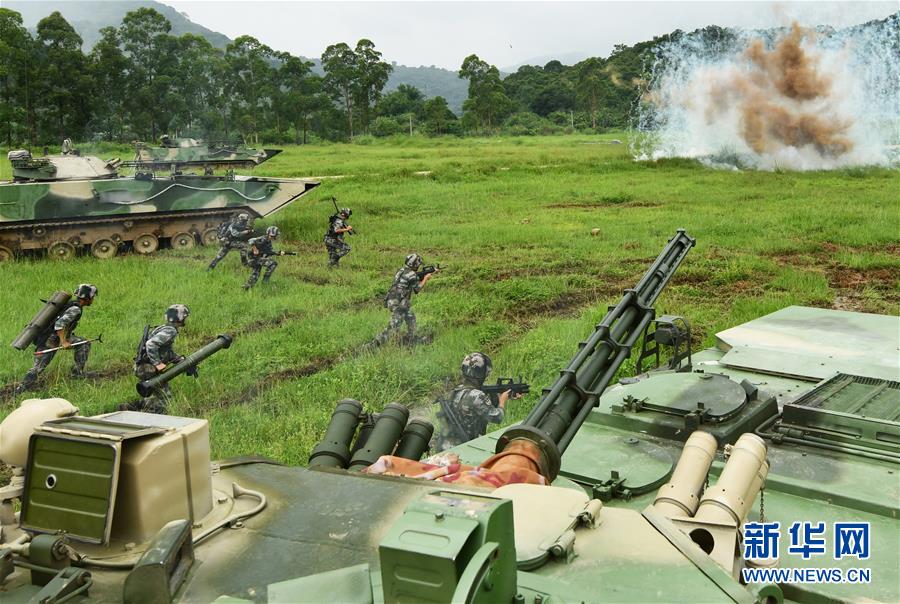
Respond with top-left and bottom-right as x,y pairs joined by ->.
0,152 -> 318,259
2,306 -> 896,603
134,137 -> 282,171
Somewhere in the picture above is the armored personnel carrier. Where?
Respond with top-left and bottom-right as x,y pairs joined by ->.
0,231 -> 897,603
0,141 -> 317,260
133,136 -> 282,172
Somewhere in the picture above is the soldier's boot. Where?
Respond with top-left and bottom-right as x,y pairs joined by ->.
243,270 -> 260,290
15,370 -> 40,395
208,247 -> 228,271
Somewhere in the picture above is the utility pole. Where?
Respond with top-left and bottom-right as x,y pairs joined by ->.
409,114 -> 413,136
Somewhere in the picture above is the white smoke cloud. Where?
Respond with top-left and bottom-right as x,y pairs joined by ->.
632,15 -> 900,171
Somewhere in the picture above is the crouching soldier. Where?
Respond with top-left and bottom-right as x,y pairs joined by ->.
131,304 -> 190,414
16,284 -> 98,394
243,226 -> 287,289
208,212 -> 254,270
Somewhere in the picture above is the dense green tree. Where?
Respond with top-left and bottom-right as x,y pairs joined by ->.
379,84 -> 425,117
89,27 -> 129,140
422,96 -> 457,135
353,39 -> 393,132
35,12 -> 91,141
224,35 -> 274,144
274,52 -> 323,144
458,54 -> 513,132
574,58 -> 606,129
119,7 -> 175,139
0,9 -> 33,145
321,42 -> 358,138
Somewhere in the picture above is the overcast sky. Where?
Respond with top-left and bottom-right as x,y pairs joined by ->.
158,1 -> 898,69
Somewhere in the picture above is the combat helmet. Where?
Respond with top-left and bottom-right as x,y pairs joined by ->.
74,283 -> 98,300
236,212 -> 251,223
404,253 -> 423,269
266,226 -> 280,239
340,208 -> 352,218
461,352 -> 493,383
165,304 -> 190,325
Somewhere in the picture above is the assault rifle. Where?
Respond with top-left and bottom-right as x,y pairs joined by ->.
416,264 -> 443,280
482,377 -> 530,407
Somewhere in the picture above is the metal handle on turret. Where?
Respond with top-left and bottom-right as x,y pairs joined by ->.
136,334 -> 233,397
495,229 -> 695,480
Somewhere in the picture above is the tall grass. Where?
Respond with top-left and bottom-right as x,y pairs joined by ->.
1,134 -> 897,464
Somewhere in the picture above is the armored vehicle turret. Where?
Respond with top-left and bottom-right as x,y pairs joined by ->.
0,231 -> 897,603
0,141 -> 317,260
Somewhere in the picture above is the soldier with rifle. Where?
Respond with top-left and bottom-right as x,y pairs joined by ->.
127,304 -> 191,414
371,253 -> 439,346
243,225 -> 295,289
432,352 -> 522,451
324,198 -> 354,268
208,211 -> 254,270
15,284 -> 99,394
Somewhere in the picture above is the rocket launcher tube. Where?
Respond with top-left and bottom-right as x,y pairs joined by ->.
309,399 -> 364,469
11,291 -> 71,350
348,403 -> 409,471
653,431 -> 718,518
494,230 -> 695,480
394,418 -> 435,461
136,334 -> 233,397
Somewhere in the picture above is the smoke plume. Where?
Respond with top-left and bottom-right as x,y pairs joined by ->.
632,15 -> 899,170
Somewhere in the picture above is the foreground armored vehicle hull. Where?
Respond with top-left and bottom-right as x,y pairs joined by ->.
0,173 -> 318,260
1,233 -> 897,603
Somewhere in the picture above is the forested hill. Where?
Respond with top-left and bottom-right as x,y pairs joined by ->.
6,0 -> 469,113
6,0 -> 231,49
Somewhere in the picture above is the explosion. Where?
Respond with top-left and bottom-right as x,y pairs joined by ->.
633,16 -> 900,170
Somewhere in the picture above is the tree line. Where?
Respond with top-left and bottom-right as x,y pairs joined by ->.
0,6 -> 661,147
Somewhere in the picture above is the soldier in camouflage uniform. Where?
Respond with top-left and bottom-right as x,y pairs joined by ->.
324,207 -> 353,268
208,212 -> 254,270
16,284 -> 98,394
130,304 -> 190,414
372,253 -> 437,346
243,225 -> 286,289
433,352 -> 517,451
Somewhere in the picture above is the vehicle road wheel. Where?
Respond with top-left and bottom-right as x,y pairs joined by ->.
0,245 -> 13,261
133,233 -> 159,255
170,231 -> 196,250
201,228 -> 219,246
91,238 -> 118,259
47,240 -> 76,260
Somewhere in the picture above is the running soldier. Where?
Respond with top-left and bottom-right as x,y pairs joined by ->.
324,207 -> 354,268
16,284 -> 98,394
208,212 -> 254,270
130,304 -> 190,414
243,226 -> 288,289
372,253 -> 437,346
433,352 -> 517,451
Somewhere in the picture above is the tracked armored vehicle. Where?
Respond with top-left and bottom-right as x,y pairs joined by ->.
133,136 -> 282,172
0,231 -> 897,603
0,142 -> 317,260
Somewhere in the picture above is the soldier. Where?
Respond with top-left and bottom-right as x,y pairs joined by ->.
243,226 -> 287,289
372,253 -> 437,346
130,304 -> 190,414
208,212 -> 254,270
433,352 -> 518,451
16,284 -> 98,394
324,207 -> 354,268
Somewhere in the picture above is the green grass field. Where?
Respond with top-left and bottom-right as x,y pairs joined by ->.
1,134 -> 898,465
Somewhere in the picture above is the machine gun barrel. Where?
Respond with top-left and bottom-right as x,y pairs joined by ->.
136,334 -> 233,397
495,229 -> 694,480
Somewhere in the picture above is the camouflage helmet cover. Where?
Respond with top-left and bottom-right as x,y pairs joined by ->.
236,212 -> 251,222
340,207 -> 352,217
266,225 -> 280,238
165,304 -> 190,324
405,253 -> 423,269
74,283 -> 98,300
461,352 -> 493,382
